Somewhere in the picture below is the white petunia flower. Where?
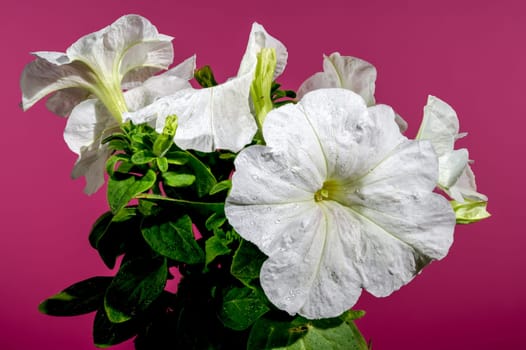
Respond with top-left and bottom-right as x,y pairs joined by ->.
416,95 -> 488,203
20,14 -> 196,194
297,52 -> 407,132
20,14 -> 175,121
64,56 -> 196,194
225,88 -> 456,319
125,22 -> 288,153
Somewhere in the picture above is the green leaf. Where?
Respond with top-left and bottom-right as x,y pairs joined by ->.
205,235 -> 231,266
164,151 -> 189,165
247,311 -> 369,350
93,307 -> 139,348
135,194 -> 224,217
231,239 -> 267,287
185,152 -> 217,197
104,256 -> 167,323
156,157 -> 169,173
162,172 -> 196,188
205,212 -> 227,231
219,287 -> 270,330
89,211 -> 139,269
209,179 -> 232,195
108,169 -> 157,213
141,216 -> 204,264
131,150 -> 156,165
38,277 -> 112,316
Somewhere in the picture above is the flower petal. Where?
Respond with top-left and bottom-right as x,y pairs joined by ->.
123,56 -> 195,112
226,145 -> 321,254
127,72 -> 257,152
66,15 -> 172,79
71,143 -> 112,195
64,99 -> 118,154
20,52 -> 93,111
448,164 -> 488,202
438,148 -> 469,191
259,202 -> 363,319
416,95 -> 460,156
119,38 -> 174,80
266,89 -> 403,180
297,53 -> 377,106
45,88 -> 91,117
237,22 -> 288,79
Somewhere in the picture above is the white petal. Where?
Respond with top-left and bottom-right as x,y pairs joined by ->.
64,99 -> 118,154
20,53 -> 93,111
416,95 -> 460,156
342,140 -> 456,261
438,149 -> 469,191
71,143 -> 112,195
259,202 -> 362,319
128,72 -> 257,152
123,56 -> 195,111
448,164 -> 488,202
45,88 -> 91,117
119,39 -> 174,79
297,53 -> 377,106
237,22 -> 288,79
267,89 -> 403,179
66,15 -> 172,80
225,145 -> 321,254
395,112 -> 409,133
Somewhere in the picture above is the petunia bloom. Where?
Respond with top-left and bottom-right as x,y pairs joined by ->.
20,14 -> 174,121
225,88 -> 456,319
297,52 -> 407,132
20,15 -> 195,194
416,95 -> 488,203
65,56 -> 196,194
125,22 -> 288,153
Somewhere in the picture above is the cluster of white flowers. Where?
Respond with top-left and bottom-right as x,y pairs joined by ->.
21,15 -> 489,320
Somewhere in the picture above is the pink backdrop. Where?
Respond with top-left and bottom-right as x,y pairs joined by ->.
2,0 -> 524,349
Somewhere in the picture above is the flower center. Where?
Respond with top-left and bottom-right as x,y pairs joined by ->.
314,180 -> 340,202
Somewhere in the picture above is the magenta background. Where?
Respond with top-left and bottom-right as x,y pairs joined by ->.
2,0 -> 524,349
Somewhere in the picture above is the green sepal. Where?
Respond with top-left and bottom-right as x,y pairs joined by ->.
104,256 -> 167,323
153,115 -> 177,156
451,199 -> 491,224
162,172 -> 196,188
93,307 -> 139,348
141,215 -> 204,264
231,239 -> 267,287
107,169 -> 157,214
38,277 -> 112,316
219,286 -> 270,331
247,310 -> 369,350
250,48 -> 277,137
194,65 -> 218,88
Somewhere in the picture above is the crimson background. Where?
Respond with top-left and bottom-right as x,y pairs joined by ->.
2,0 -> 524,349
